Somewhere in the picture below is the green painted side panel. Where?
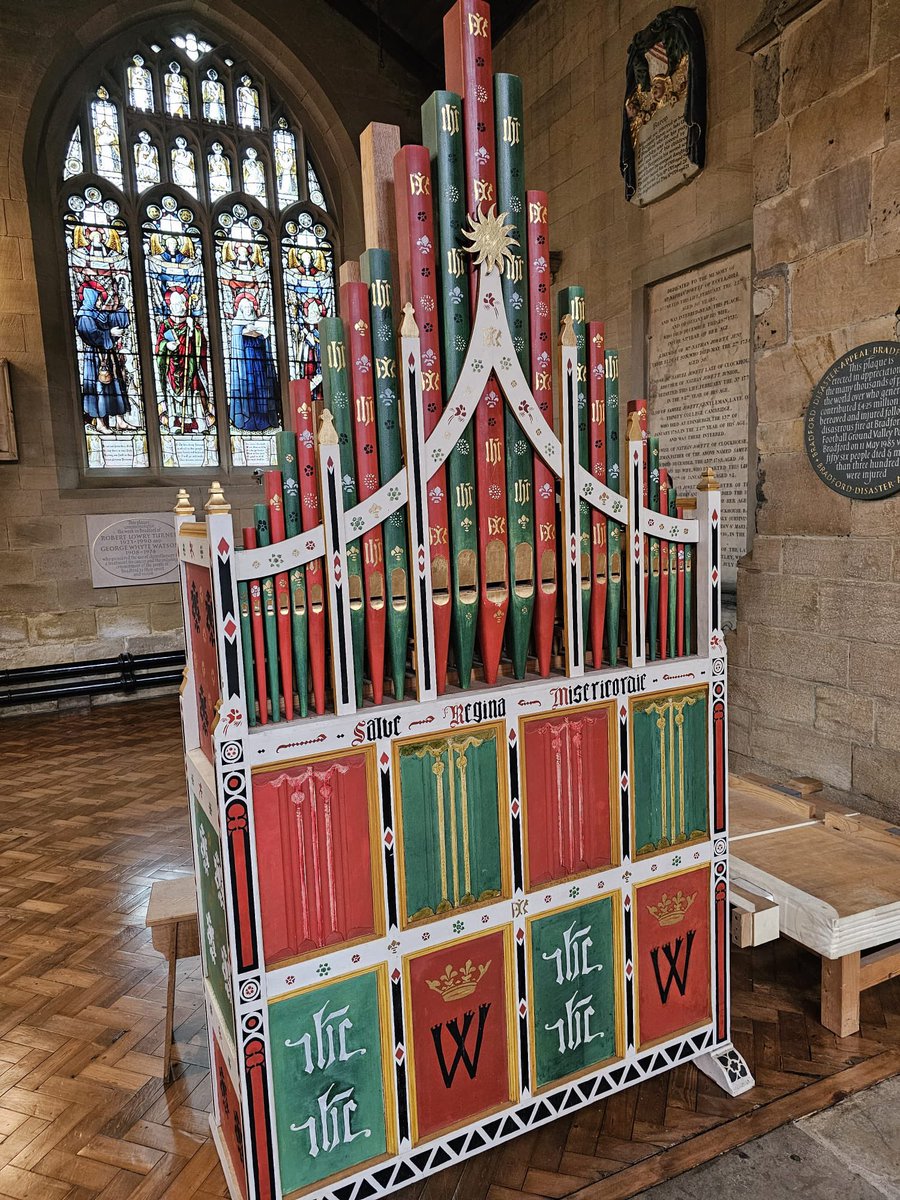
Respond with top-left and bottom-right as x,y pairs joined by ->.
632,689 -> 709,855
398,728 -> 504,921
422,91 -> 479,688
320,315 -> 365,706
360,248 -> 410,701
192,799 -> 235,1037
268,970 -> 389,1196
530,896 -> 618,1089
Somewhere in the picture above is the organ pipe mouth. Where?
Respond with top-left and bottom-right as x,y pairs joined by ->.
432,555 -> 450,605
310,584 -> 324,614
485,539 -> 509,604
369,571 -> 385,610
349,575 -> 364,611
457,550 -> 478,603
540,550 -> 556,595
514,542 -> 534,599
390,567 -> 408,612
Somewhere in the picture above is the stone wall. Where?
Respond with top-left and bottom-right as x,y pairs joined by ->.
728,0 -> 900,817
0,0 -> 424,682
493,0 -> 753,406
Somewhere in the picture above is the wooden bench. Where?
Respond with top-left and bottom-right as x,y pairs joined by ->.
146,876 -> 200,1081
730,773 -> 900,1037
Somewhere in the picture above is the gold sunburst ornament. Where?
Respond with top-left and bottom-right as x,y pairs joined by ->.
461,204 -> 519,275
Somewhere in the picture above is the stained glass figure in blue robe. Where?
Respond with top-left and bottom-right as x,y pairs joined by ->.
229,297 -> 279,430
76,283 -> 131,431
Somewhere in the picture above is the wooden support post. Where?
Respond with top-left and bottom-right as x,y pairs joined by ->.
821,952 -> 861,1037
695,466 -> 722,656
360,122 -> 401,270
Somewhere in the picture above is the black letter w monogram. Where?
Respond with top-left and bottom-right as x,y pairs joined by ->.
650,929 -> 697,1004
430,1003 -> 491,1088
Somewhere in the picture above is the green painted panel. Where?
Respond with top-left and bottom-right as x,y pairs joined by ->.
269,970 -> 390,1196
193,798 -> 235,1037
530,896 -> 618,1089
398,729 -> 504,922
632,689 -> 709,855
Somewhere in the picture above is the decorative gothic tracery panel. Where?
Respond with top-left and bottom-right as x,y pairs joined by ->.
58,26 -> 337,476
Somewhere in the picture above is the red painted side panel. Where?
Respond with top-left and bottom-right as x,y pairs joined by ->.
406,927 -> 515,1143
253,751 -> 379,966
213,1034 -> 248,1200
635,865 -> 711,1049
185,562 -> 220,763
522,707 -> 616,888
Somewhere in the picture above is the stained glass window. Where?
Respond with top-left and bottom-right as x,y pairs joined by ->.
173,33 -> 212,62
236,76 -> 261,130
64,128 -> 83,180
64,188 -> 147,468
202,69 -> 227,122
127,55 -> 154,111
144,197 -> 217,467
59,29 -> 338,476
307,160 -> 326,210
273,119 -> 299,209
134,132 -> 160,191
215,204 -> 280,465
241,147 -> 266,204
91,89 -> 123,190
164,62 -> 190,117
170,137 -> 197,196
207,143 -> 232,201
281,214 -> 335,403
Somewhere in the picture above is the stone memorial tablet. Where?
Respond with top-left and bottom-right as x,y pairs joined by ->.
805,342 -> 900,500
86,512 -> 179,587
647,249 -> 751,584
621,7 -> 707,206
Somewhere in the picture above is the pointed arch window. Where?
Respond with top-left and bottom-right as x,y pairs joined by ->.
58,27 -> 337,475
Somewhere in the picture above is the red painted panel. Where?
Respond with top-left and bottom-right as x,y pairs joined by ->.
253,751 -> 380,966
185,562 -> 220,763
635,865 -> 711,1049
213,1034 -> 248,1200
406,927 -> 515,1143
522,707 -> 616,889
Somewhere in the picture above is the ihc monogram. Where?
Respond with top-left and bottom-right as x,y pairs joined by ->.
441,103 -> 460,134
326,341 -> 346,370
502,116 -> 521,145
485,437 -> 503,465
291,1083 -> 371,1158
369,278 -> 391,309
542,919 -> 602,986
545,992 -> 604,1055
284,1000 -> 366,1075
446,247 -> 466,277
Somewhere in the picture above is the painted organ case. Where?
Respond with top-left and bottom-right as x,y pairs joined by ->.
173,5 -> 752,1198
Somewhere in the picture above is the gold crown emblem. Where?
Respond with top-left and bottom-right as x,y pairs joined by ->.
426,958 -> 491,1003
647,890 -> 696,927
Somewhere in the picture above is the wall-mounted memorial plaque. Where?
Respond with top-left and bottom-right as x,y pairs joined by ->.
805,342 -> 900,500
647,249 -> 751,584
86,512 -> 179,587
621,7 -> 707,206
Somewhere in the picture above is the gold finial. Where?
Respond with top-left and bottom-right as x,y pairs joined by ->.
318,407 -> 340,445
205,480 -> 231,513
461,204 -> 518,275
400,301 -> 419,338
625,411 -> 642,442
560,313 -> 576,347
173,488 -> 194,516
697,466 -> 720,492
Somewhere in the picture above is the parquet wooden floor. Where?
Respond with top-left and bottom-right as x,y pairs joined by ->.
1,697 -> 899,1200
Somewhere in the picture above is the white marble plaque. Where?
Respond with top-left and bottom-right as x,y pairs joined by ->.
86,512 -> 179,587
647,249 -> 752,584
633,95 -> 700,205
